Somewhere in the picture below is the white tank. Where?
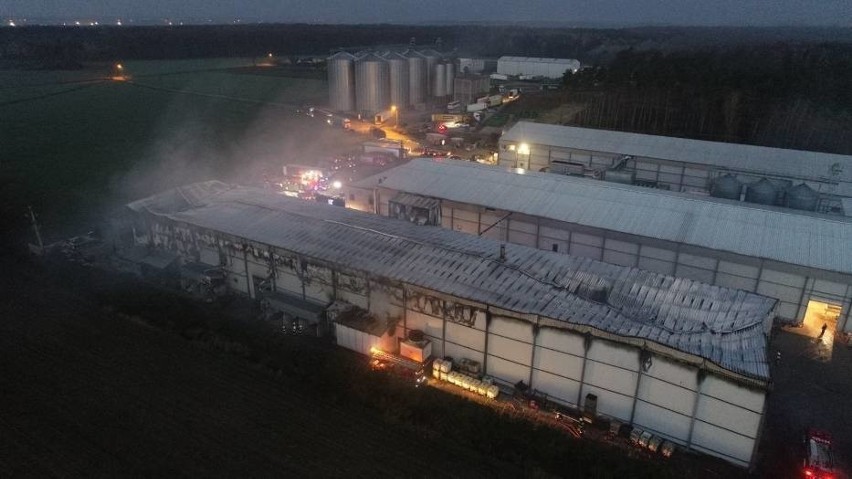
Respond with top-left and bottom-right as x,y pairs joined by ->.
445,61 -> 455,96
432,62 -> 447,98
327,52 -> 356,112
419,49 -> 441,96
382,51 -> 410,109
440,359 -> 452,373
403,50 -> 427,106
486,385 -> 499,399
355,53 -> 390,114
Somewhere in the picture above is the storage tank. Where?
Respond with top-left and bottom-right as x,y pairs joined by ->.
710,174 -> 742,200
382,52 -> 410,110
785,183 -> 819,211
355,53 -> 390,114
403,50 -> 427,106
432,62 -> 447,98
419,49 -> 441,96
445,61 -> 455,96
327,52 -> 356,112
745,178 -> 778,205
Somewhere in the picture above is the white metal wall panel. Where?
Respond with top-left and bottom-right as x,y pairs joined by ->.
369,286 -> 404,322
696,394 -> 761,438
813,279 -> 848,297
760,269 -> 806,288
716,273 -> 758,292
508,219 -> 537,247
603,249 -> 637,267
679,253 -> 717,270
304,280 -> 333,303
633,400 -> 692,444
580,381 -> 635,422
337,290 -> 368,309
757,281 -> 803,304
539,225 -> 572,241
675,264 -> 715,284
489,316 -> 534,342
645,355 -> 697,390
637,257 -> 676,275
569,243 -> 602,261
487,355 -> 530,384
701,375 -> 765,413
536,328 -> 585,356
717,260 -> 760,278
405,310 -> 444,342
640,245 -> 677,261
531,369 -> 581,406
445,321 -> 486,352
488,334 -> 532,367
637,375 -> 695,416
587,340 -> 639,372
534,347 -> 584,381
275,270 -> 303,296
690,422 -> 753,467
583,359 -> 638,398
199,247 -> 219,265
445,340 -> 484,365
452,208 -> 478,222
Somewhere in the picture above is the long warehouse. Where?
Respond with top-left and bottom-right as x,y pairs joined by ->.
498,121 -> 852,215
127,181 -> 776,468
346,159 -> 852,334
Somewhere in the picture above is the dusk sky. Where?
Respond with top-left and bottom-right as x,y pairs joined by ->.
4,0 -> 852,26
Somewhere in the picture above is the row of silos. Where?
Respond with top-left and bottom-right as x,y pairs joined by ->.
327,49 -> 455,114
710,175 -> 820,211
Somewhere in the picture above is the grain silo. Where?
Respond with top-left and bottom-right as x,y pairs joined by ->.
419,49 -> 441,96
433,62 -> 447,98
710,175 -> 742,200
445,61 -> 455,96
355,53 -> 390,114
403,50 -> 427,107
785,183 -> 819,211
745,178 -> 778,205
383,52 -> 410,110
327,52 -> 356,112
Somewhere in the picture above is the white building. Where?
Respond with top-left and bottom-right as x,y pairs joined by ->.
499,122 -> 852,215
346,159 -> 852,335
128,181 -> 776,468
497,56 -> 581,79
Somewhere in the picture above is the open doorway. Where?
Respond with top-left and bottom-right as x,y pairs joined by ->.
800,299 -> 843,360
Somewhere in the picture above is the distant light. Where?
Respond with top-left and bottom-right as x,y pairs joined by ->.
268,52 -> 273,58
116,20 -> 122,26
75,21 -> 81,26
332,181 -> 342,189
507,144 -> 516,151
391,105 -> 397,111
116,63 -> 123,70
515,168 -> 526,175
8,20 -> 16,27
518,143 -> 530,155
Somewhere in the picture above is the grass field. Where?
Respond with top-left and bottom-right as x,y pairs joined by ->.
1,59 -> 334,242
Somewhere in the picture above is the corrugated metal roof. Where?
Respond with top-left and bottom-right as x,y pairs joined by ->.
131,182 -> 776,382
356,159 -> 852,275
501,121 -> 852,185
390,192 -> 440,210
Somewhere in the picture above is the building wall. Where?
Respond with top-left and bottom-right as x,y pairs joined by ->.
498,141 -> 849,210
136,214 -> 769,468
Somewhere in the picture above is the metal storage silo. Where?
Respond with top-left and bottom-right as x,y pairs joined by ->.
382,52 -> 410,110
327,52 -> 356,112
785,183 -> 819,211
433,62 -> 447,98
745,178 -> 778,205
355,53 -> 390,114
419,49 -> 441,96
445,61 -> 455,96
403,50 -> 427,106
710,174 -> 742,200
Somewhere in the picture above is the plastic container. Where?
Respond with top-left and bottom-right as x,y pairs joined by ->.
638,431 -> 653,449
486,385 -> 500,399
630,428 -> 644,445
647,435 -> 663,453
660,441 -> 675,458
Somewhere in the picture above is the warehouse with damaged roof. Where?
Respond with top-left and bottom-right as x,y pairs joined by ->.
126,181 -> 776,468
346,159 -> 852,339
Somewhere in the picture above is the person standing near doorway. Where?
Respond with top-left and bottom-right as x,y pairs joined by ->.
818,323 -> 828,339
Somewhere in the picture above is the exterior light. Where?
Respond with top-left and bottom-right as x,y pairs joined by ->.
116,63 -> 123,70
518,143 -> 530,155
332,181 -> 342,189
508,144 -> 516,151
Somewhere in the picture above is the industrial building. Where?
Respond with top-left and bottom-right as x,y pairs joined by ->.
499,122 -> 852,216
329,48 -> 456,114
497,56 -> 581,79
127,181 -> 777,468
453,75 -> 491,106
346,159 -> 852,335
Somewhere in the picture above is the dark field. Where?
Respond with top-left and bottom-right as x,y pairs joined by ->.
1,59 -> 345,242
0,257 -> 524,478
